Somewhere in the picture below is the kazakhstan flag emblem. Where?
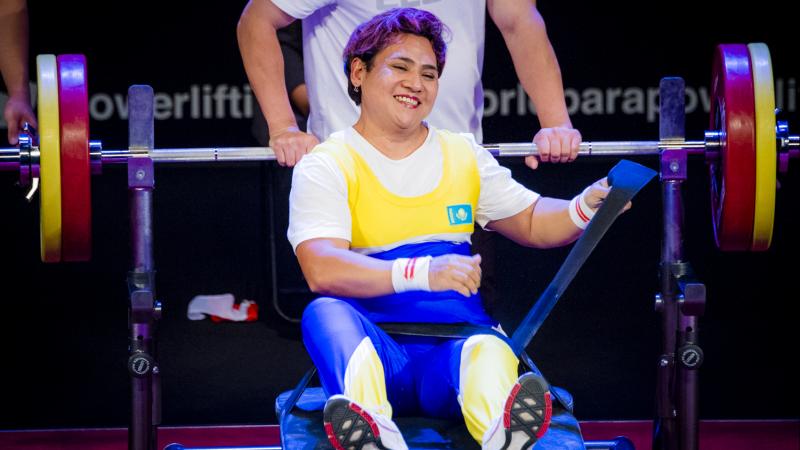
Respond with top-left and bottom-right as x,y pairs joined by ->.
447,204 -> 472,225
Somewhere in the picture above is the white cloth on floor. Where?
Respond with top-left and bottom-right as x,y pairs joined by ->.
187,293 -> 256,321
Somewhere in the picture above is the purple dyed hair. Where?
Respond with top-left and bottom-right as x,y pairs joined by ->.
342,8 -> 450,105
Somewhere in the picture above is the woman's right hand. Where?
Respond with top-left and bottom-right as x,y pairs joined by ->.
428,253 -> 482,297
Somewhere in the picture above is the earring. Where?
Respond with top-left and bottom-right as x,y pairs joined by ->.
354,86 -> 360,93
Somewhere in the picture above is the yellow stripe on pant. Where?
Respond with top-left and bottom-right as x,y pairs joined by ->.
458,335 -> 519,442
343,337 -> 393,418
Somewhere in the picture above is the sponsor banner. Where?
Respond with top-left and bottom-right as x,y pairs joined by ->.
3,78 -> 795,132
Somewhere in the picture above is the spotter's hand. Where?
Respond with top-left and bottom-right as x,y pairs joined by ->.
269,126 -> 320,167
428,253 -> 482,298
4,95 -> 37,145
526,126 -> 582,170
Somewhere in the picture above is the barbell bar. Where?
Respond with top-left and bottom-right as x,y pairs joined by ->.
99,140 -> 707,162
1,43 -> 799,262
6,135 -> 795,166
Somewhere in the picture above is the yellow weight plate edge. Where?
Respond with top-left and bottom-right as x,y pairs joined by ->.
37,54 -> 62,262
748,43 -> 776,251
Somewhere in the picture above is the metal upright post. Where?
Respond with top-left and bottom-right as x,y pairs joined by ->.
127,85 -> 161,450
654,77 -> 686,450
676,283 -> 703,450
653,77 -> 704,450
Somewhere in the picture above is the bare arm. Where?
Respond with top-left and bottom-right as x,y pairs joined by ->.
488,198 -> 582,248
237,0 -> 318,166
488,0 -> 581,168
279,22 -> 310,116
488,178 -> 627,248
290,84 -> 310,117
296,238 -> 482,298
296,238 -> 394,297
0,0 -> 36,144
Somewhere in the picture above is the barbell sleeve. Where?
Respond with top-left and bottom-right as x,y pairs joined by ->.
0,148 -> 21,170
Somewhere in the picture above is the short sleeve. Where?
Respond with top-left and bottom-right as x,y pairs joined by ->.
287,151 -> 352,251
459,133 -> 540,227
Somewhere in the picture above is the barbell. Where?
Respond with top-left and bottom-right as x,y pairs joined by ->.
1,43 -> 798,262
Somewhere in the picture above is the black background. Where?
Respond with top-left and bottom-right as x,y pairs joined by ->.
0,0 -> 797,429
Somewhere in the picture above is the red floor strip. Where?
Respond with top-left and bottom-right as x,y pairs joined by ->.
1,420 -> 797,450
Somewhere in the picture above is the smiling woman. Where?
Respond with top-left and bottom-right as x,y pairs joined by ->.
349,34 -> 440,157
342,8 -> 448,106
286,7 -> 621,450
341,8 -> 448,158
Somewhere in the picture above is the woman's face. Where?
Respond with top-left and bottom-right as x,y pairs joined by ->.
352,33 -> 439,133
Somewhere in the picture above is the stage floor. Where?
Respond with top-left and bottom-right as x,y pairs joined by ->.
1,420 -> 797,450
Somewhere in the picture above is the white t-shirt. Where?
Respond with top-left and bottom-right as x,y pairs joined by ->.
272,0 -> 486,142
287,126 -> 539,252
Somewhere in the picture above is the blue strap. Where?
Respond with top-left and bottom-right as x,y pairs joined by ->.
510,160 -> 657,355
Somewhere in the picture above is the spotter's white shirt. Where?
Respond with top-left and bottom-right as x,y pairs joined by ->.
271,0 -> 487,142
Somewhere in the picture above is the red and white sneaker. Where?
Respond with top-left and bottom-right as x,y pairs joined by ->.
482,373 -> 553,450
323,395 -> 408,450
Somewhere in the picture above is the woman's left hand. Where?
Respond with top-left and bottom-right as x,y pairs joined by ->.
582,178 -> 632,213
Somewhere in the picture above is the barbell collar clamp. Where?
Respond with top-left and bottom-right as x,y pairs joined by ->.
776,121 -> 799,174
89,140 -> 103,175
20,137 -> 39,196
19,123 -> 39,188
703,131 -> 723,164
0,130 -> 40,188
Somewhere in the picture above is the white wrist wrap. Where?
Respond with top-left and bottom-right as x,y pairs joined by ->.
391,256 -> 432,293
568,190 -> 596,230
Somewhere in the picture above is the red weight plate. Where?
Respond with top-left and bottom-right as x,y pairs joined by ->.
57,54 -> 92,261
708,44 -> 756,251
